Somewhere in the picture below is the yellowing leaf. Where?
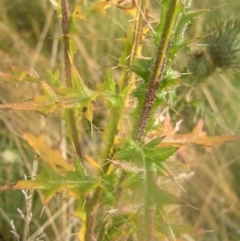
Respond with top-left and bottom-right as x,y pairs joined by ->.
0,70 -> 39,83
87,0 -> 113,15
22,132 -> 74,172
72,5 -> 87,21
0,97 -> 58,116
115,0 -> 137,17
84,154 -> 101,170
0,163 -> 100,203
40,80 -> 59,101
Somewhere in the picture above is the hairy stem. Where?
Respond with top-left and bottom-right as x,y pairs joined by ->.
143,170 -> 155,241
61,0 -> 71,86
85,187 -> 102,241
133,0 -> 180,143
61,0 -> 83,160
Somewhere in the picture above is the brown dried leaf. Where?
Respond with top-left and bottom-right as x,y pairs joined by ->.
149,116 -> 240,148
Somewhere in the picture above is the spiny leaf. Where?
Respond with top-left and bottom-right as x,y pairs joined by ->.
64,65 -> 97,122
73,158 -> 88,177
0,96 -> 58,116
59,88 -> 92,108
160,67 -> 181,89
149,181 -> 183,206
171,8 -> 209,50
59,87 -> 98,122
130,58 -> 153,81
144,146 -> 176,163
40,80 -> 59,101
105,214 -> 133,240
132,65 -> 180,103
114,139 -> 142,162
154,0 -> 183,46
0,80 -> 59,116
101,173 -> 117,205
120,172 -> 143,190
0,163 -> 100,203
45,69 -> 61,88
0,69 -> 40,83
103,70 -> 116,93
102,70 -> 122,108
142,138 -> 176,164
71,65 -> 92,95
144,137 -> 163,149
111,160 -> 144,174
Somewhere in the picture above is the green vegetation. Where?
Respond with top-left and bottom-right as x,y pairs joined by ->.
0,0 -> 240,240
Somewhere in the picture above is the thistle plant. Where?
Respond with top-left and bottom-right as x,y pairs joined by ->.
188,18 -> 240,80
1,1 -> 240,241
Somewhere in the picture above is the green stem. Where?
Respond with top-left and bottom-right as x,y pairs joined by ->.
101,0 -> 150,164
85,187 -> 102,241
143,170 -> 155,241
84,1 -> 151,239
100,0 -> 150,170
133,0 -> 180,143
127,0 -> 150,89
96,218 -> 108,241
100,107 -> 120,173
61,0 -> 83,161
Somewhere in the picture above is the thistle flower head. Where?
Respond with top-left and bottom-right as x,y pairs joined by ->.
187,18 -> 240,81
207,19 -> 240,70
187,49 -> 214,81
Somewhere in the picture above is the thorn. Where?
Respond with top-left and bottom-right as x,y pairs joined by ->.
209,2 -> 228,11
30,68 -> 41,79
40,205 -> 46,218
82,198 -> 86,210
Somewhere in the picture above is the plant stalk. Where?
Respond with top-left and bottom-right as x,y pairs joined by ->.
61,0 -> 71,86
61,0 -> 83,161
84,1 -> 151,239
133,0 -> 180,143
124,0 -> 150,90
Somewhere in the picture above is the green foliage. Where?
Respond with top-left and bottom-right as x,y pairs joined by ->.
1,160 -> 100,203
1,0 -> 240,240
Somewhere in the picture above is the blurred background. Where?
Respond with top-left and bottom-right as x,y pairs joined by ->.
0,0 -> 240,240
